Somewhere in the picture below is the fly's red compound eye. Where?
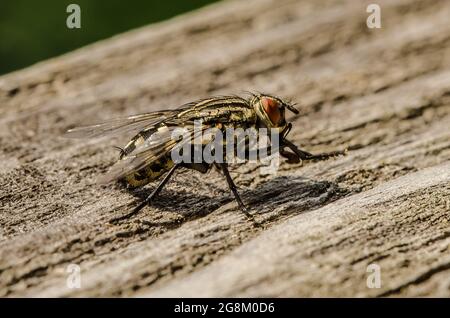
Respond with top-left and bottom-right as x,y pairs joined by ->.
261,97 -> 281,125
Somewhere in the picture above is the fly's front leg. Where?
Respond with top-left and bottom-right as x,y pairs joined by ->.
282,139 -> 347,162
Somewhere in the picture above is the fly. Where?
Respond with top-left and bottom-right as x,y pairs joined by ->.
66,93 -> 346,223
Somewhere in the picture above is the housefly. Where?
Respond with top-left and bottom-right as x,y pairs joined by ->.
66,93 -> 346,222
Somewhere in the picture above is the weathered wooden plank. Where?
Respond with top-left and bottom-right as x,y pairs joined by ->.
0,0 -> 449,297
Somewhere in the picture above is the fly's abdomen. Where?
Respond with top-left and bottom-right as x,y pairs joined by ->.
121,124 -> 174,187
124,154 -> 174,188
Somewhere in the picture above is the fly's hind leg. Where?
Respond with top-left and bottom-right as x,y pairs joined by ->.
110,164 -> 181,223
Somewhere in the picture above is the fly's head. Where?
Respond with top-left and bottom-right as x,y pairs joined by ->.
251,93 -> 299,136
251,93 -> 302,163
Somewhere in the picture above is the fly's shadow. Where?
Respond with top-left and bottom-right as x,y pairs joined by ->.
109,174 -> 349,226
128,185 -> 227,217
242,176 -> 349,219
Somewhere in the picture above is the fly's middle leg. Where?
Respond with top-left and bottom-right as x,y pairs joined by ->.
218,162 -> 259,226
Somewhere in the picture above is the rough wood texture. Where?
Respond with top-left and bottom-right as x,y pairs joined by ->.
0,0 -> 449,297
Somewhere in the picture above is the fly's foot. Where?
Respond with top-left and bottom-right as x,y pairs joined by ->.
239,205 -> 261,228
109,207 -> 141,224
307,148 -> 347,161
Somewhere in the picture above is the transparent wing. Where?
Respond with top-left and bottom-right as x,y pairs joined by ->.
65,110 -> 180,139
97,124 -> 207,183
65,95 -> 247,139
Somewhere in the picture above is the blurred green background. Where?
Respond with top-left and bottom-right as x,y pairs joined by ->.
0,0 -> 220,75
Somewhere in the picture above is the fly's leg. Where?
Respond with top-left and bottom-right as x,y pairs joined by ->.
238,137 -> 344,164
299,149 -> 346,161
282,139 -> 347,162
110,164 -> 180,223
218,163 -> 259,225
134,163 -> 180,212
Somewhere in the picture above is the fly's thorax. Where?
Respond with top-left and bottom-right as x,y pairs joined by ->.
177,96 -> 257,127
228,107 -> 257,125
